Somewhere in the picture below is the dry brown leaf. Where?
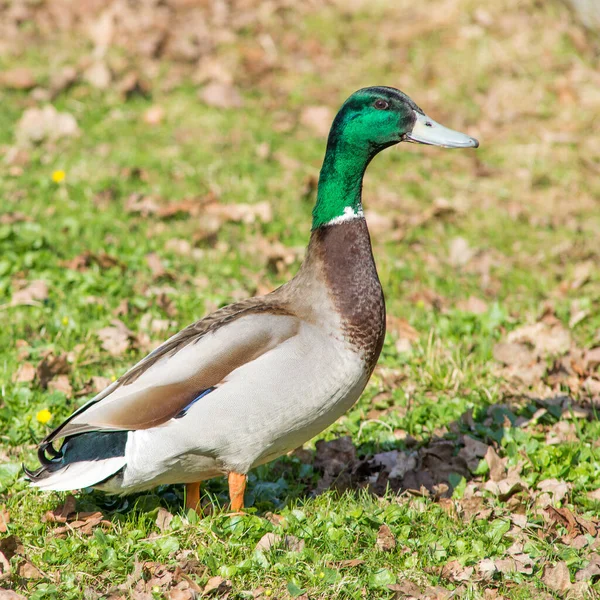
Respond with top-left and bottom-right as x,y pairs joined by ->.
386,316 -> 419,342
168,590 -> 193,600
507,322 -> 571,357
16,105 -> 79,145
329,559 -> 365,569
494,555 -> 534,575
375,524 -> 396,552
0,67 -> 36,90
146,252 -> 167,280
448,237 -> 474,267
47,374 -> 73,398
575,554 -> 600,582
204,201 -> 272,225
458,436 -> 489,472
459,495 -> 492,521
36,352 -> 70,388
585,347 -> 600,369
0,552 -> 10,582
546,421 -> 578,445
300,105 -> 333,137
61,251 -> 122,271
0,589 -> 27,599
570,261 -> 594,290
155,508 -> 173,532
83,60 -> 111,89
43,495 -> 77,523
484,446 -> 506,482
117,72 -> 150,99
144,105 -> 165,126
10,280 -> 48,306
76,375 -> 112,397
537,478 -> 570,506
492,342 -> 536,367
200,82 -> 243,108
96,320 -> 132,357
440,559 -> 473,582
387,581 -> 422,597
49,66 -> 78,97
17,560 -> 42,580
477,558 -> 497,580
542,561 -> 571,594
203,576 -> 231,595
125,193 -> 161,216
0,535 -> 24,562
0,212 -> 31,225
456,296 -> 488,314
12,362 -> 35,383
255,533 -> 304,553
0,507 -> 9,534
165,238 -> 192,256
313,436 -> 357,494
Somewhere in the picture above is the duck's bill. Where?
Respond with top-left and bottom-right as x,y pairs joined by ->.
406,112 -> 479,148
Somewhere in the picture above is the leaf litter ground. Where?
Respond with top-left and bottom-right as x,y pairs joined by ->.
1,0 -> 600,598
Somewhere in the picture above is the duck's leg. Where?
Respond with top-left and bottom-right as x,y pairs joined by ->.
185,481 -> 202,514
228,472 -> 247,512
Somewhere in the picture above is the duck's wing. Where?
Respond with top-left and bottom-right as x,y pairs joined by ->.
42,300 -> 300,449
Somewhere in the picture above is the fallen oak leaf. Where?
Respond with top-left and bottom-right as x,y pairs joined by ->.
75,375 -> 112,397
255,533 -> 304,553
199,82 -> 243,109
12,362 -> 35,383
542,561 -> 571,595
43,494 -> 77,523
0,507 -> 9,533
36,352 -> 70,388
47,374 -> 72,398
387,581 -> 422,597
375,524 -> 396,552
10,280 -> 48,306
0,67 -> 36,90
17,559 -> 42,580
60,251 -> 123,271
300,105 -> 333,137
203,576 -> 231,595
155,508 -> 174,532
484,446 -> 506,482
96,319 -> 133,357
439,559 -> 473,582
146,252 -> 173,281
576,554 -> 600,582
327,559 -> 365,569
16,105 -> 79,146
204,200 -> 272,225
0,588 -> 26,598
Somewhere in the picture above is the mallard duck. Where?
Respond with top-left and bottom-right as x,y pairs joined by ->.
26,86 -> 478,512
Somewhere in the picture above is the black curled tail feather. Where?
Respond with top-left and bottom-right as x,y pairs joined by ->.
25,431 -> 128,483
24,441 -> 65,482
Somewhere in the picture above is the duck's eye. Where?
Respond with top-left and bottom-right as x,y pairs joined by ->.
374,99 -> 389,110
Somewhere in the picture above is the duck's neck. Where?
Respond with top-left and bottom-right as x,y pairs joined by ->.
304,131 -> 385,367
311,129 -> 374,229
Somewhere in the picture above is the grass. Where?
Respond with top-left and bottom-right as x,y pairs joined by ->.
1,0 -> 600,598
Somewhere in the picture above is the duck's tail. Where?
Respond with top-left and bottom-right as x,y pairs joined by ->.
25,431 -> 128,491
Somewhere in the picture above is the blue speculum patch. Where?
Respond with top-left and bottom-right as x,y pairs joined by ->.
174,387 -> 216,418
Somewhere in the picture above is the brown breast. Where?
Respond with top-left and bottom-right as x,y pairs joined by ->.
304,218 -> 386,371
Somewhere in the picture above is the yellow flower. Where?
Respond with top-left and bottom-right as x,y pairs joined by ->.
61,316 -> 69,326
110,374 -> 117,382
36,409 -> 52,424
52,170 -> 66,183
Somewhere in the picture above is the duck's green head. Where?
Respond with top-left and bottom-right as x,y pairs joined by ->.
329,86 -> 479,152
312,86 -> 478,229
